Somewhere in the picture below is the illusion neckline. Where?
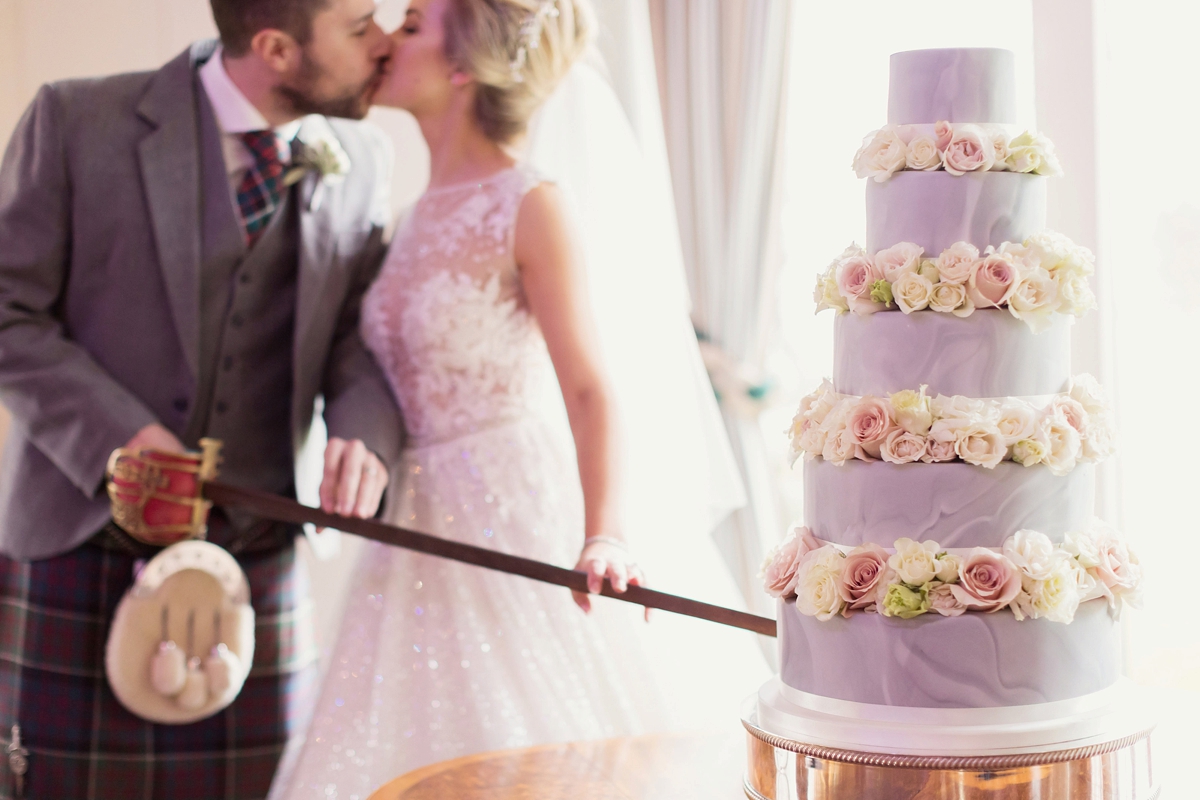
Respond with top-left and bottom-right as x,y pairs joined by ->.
422,165 -> 521,197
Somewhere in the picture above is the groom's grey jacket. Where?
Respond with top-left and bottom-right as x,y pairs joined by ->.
0,41 -> 404,560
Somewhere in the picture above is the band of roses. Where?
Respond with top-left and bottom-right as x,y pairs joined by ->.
761,524 -> 1141,625
853,121 -> 1062,182
814,232 -> 1095,332
788,375 -> 1115,475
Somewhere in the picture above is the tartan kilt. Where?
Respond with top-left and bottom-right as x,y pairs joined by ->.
0,539 -> 319,800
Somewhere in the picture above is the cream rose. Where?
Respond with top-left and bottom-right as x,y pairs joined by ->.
892,271 -> 934,314
836,254 -> 885,315
1005,131 -> 1064,177
931,394 -> 987,422
1012,557 -> 1082,623
941,123 -> 997,176
853,126 -> 908,183
794,546 -> 847,621
1011,436 -> 1048,467
874,242 -> 925,282
761,526 -> 824,598
847,396 -> 895,460
814,268 -> 849,314
890,387 -> 933,435
996,402 -> 1038,447
1068,374 -> 1109,417
935,241 -> 981,285
950,549 -> 1022,612
880,428 -> 927,464
1081,413 -> 1117,461
1008,268 -> 1059,333
821,408 -> 859,466
967,253 -> 1020,308
954,422 -> 1007,468
928,582 -> 968,617
905,135 -> 942,171
992,133 -> 1010,167
1039,413 -> 1082,476
1002,529 -> 1060,581
838,544 -> 891,610
929,281 -> 975,317
1057,273 -> 1097,317
888,538 -> 943,586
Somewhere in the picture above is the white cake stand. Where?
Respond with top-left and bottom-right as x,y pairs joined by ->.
742,679 -> 1158,799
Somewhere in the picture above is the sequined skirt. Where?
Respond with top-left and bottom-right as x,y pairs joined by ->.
268,415 -> 666,799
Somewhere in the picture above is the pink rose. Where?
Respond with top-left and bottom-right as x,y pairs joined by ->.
838,544 -> 891,610
941,123 -> 997,176
929,582 -> 967,617
880,428 -> 927,465
950,549 -> 1022,612
921,421 -> 959,463
1049,396 -> 1089,435
847,396 -> 895,460
761,526 -> 823,598
1093,534 -> 1140,595
874,242 -> 925,283
967,253 -> 1019,308
935,241 -> 980,285
934,120 -> 954,151
836,254 -> 884,315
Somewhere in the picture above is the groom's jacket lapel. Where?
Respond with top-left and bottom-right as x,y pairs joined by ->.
134,44 -> 208,381
293,116 -> 340,379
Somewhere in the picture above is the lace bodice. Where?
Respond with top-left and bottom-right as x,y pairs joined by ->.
362,165 -> 552,446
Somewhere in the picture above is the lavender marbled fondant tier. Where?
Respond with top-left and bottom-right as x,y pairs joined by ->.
834,309 -> 1071,398
804,459 -> 1095,549
888,48 -> 1016,125
778,599 -> 1120,708
866,170 -> 1046,255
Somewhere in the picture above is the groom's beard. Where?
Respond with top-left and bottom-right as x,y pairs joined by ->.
276,51 -> 385,120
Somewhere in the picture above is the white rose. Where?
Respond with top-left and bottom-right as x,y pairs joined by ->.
1005,131 -> 1064,177
821,408 -> 859,466
1008,267 -> 1059,333
1002,529 -> 1060,581
1011,436 -> 1048,467
932,394 -> 987,422
996,401 -> 1038,447
992,133 -> 1010,167
1040,413 -> 1082,476
889,386 -> 933,435
874,242 -> 925,282
905,135 -> 942,171
1013,556 -> 1083,623
1056,273 -> 1096,316
813,268 -> 849,314
888,538 -> 943,586
794,546 -> 847,621
935,242 -> 980,285
941,123 -> 997,176
936,552 -> 962,584
880,428 -> 927,464
891,271 -> 934,314
1081,412 -> 1117,461
1068,374 -> 1109,417
1062,529 -> 1103,569
954,421 -> 1007,468
928,281 -> 975,317
853,127 -> 908,183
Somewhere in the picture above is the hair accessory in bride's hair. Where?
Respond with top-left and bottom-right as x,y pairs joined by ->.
509,0 -> 560,83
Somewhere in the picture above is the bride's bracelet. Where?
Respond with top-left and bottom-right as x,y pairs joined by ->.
582,536 -> 630,552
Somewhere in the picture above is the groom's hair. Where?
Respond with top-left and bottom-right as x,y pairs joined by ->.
210,0 -> 332,57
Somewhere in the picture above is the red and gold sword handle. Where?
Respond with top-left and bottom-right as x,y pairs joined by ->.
106,440 -> 777,638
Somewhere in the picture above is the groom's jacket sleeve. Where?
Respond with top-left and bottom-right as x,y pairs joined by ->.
0,85 -> 158,496
319,122 -> 404,466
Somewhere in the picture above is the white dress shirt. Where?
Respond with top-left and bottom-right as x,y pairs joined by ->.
198,45 -> 304,198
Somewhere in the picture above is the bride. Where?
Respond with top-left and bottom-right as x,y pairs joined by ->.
271,0 -> 758,795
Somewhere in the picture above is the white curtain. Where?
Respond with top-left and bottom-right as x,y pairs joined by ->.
650,0 -> 794,631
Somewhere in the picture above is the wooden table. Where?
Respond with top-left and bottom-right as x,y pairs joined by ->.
367,733 -> 749,800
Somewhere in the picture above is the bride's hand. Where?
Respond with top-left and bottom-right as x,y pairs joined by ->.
572,538 -> 650,621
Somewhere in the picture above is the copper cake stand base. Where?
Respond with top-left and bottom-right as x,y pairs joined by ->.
742,710 -> 1157,800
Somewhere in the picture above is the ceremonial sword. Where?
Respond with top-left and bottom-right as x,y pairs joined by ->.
202,479 -> 778,638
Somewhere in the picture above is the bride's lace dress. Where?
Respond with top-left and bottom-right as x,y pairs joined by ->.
271,165 -> 664,799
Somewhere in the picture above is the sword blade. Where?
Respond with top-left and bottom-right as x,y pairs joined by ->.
203,480 -> 777,638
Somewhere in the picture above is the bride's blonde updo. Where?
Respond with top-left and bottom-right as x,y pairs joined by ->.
443,0 -> 594,143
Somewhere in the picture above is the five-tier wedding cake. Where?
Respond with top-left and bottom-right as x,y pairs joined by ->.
754,48 -> 1150,761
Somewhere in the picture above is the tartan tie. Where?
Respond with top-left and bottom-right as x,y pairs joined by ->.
236,130 -> 288,247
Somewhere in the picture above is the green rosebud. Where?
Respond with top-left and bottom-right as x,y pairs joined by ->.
881,582 -> 930,619
870,279 -> 894,306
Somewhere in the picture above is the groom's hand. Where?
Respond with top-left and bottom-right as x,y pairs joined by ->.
320,437 -> 388,519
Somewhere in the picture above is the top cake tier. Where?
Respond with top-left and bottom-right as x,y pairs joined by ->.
888,48 -> 1016,124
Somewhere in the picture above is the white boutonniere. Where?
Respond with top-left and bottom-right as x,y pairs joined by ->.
285,135 -> 351,187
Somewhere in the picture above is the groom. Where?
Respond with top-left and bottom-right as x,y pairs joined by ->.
0,0 -> 403,797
